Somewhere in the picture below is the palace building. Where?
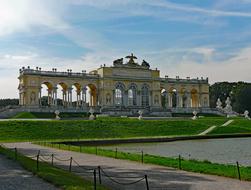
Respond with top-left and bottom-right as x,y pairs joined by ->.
18,54 -> 212,116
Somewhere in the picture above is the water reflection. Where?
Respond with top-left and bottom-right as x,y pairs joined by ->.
101,137 -> 251,166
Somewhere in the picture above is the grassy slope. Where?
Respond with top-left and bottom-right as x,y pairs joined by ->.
42,143 -> 251,181
12,112 -> 89,119
209,118 -> 251,134
0,146 -> 108,190
0,118 -> 226,142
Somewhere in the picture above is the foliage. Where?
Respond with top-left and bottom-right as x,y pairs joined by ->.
0,146 -> 108,190
12,112 -> 89,119
210,82 -> 251,115
0,118 -> 226,142
0,98 -> 19,107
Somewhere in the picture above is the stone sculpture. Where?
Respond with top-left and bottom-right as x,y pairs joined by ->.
89,107 -> 95,120
216,98 -> 222,109
224,97 -> 232,114
55,110 -> 61,120
192,110 -> 198,120
244,110 -> 250,120
138,110 -> 143,120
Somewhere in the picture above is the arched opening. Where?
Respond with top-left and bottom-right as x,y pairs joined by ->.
161,88 -> 167,108
128,84 -> 137,106
141,84 -> 149,107
86,84 -> 97,107
191,89 -> 199,107
180,88 -> 188,108
57,83 -> 68,107
72,83 -> 81,107
40,82 -> 53,106
115,82 -> 125,106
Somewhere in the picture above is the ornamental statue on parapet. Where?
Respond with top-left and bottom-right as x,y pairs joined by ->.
113,53 -> 150,69
125,53 -> 138,65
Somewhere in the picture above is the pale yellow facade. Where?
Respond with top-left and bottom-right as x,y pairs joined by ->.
18,54 -> 209,114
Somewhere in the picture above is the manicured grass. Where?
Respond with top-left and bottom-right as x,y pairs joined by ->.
42,142 -> 251,181
12,112 -> 89,119
209,118 -> 251,134
0,145 -> 108,190
0,117 -> 227,142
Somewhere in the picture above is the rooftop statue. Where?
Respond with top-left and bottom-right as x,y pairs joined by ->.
125,53 -> 138,65
113,58 -> 123,66
142,60 -> 150,68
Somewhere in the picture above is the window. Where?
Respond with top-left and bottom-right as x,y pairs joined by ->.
141,85 -> 149,106
115,82 -> 125,105
128,84 -> 137,106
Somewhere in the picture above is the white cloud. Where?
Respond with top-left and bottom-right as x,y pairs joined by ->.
159,47 -> 251,83
0,0 -> 68,36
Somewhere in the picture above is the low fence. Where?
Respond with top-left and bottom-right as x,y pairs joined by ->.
7,147 -> 150,190
40,142 -> 246,182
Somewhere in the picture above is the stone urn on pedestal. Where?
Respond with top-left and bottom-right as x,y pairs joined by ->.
55,110 -> 61,120
138,110 -> 143,120
89,107 -> 95,120
192,110 -> 198,120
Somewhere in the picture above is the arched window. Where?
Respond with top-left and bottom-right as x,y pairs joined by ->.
128,84 -> 137,106
141,85 -> 149,106
115,82 -> 125,105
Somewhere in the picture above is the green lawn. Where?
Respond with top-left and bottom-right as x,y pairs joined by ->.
12,112 -> 89,119
41,142 -> 251,181
0,146 -> 108,190
209,118 -> 251,134
0,117 -> 227,142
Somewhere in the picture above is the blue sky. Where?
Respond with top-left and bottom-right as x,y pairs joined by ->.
1,0 -> 251,98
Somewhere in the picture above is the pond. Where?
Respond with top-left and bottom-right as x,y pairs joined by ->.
100,137 -> 251,166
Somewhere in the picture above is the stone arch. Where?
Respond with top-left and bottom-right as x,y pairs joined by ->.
128,83 -> 137,106
191,88 -> 199,107
40,81 -> 54,106
85,83 -> 97,107
71,83 -> 82,107
56,82 -> 68,107
180,88 -> 189,108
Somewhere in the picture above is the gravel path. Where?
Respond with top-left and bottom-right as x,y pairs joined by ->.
0,154 -> 59,190
4,142 -> 251,190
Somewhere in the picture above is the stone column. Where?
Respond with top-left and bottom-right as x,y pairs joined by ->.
137,91 -> 141,106
39,87 -> 42,106
176,92 -> 180,108
179,95 -> 183,108
53,87 -> 57,106
187,93 -> 191,108
168,93 -> 172,107
67,87 -> 72,107
165,94 -> 169,108
47,89 -> 52,106
82,87 -> 87,107
149,90 -> 152,107
124,90 -> 128,107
